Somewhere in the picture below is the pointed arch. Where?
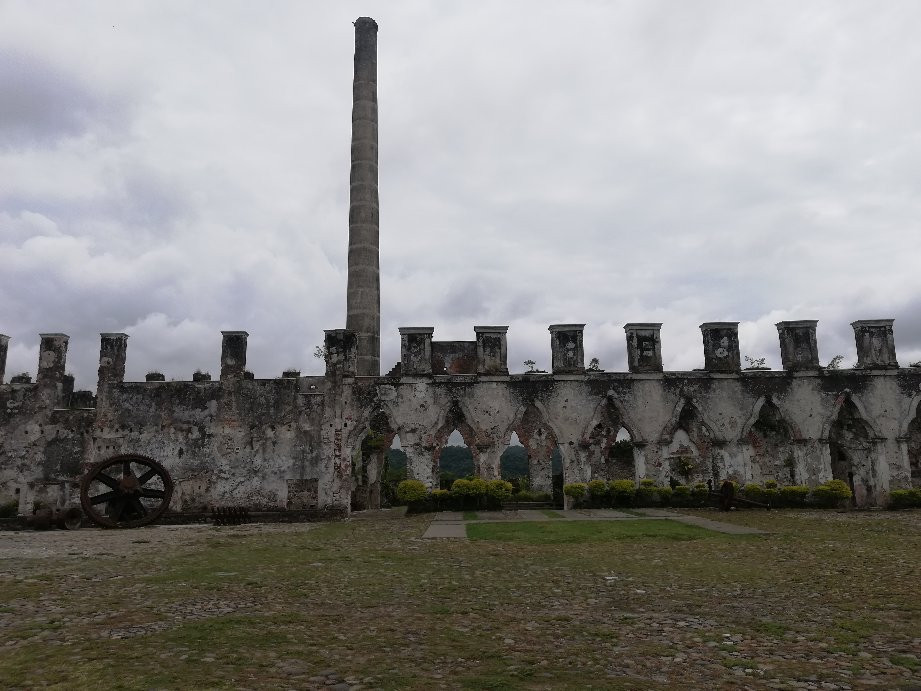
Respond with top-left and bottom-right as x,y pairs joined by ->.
497,400 -> 563,495
428,398 -> 481,447
430,399 -> 482,450
741,394 -> 798,485
820,390 -> 882,441
825,390 -> 879,507
348,402 -> 399,512
577,393 -> 644,444
898,391 -> 921,437
500,399 -> 565,449
346,399 -> 399,448
738,395 -> 801,442
658,395 -> 720,445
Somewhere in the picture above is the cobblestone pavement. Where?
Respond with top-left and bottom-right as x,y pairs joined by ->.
0,512 -> 919,689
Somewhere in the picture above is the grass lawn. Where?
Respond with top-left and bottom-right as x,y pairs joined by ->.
468,519 -> 715,543
1,510 -> 920,689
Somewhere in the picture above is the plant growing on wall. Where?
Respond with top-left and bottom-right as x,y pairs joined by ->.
587,357 -> 602,371
744,355 -> 768,370
674,455 -> 697,479
825,354 -> 844,370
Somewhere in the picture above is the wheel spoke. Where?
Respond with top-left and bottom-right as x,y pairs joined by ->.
140,489 -> 165,499
123,461 -> 133,478
90,490 -> 118,505
137,468 -> 158,485
95,473 -> 119,490
108,496 -> 127,520
131,497 -> 148,517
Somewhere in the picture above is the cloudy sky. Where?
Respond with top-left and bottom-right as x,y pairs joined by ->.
2,1 -> 921,389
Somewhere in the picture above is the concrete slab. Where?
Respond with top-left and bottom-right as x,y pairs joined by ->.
517,510 -> 554,521
422,521 -> 467,539
668,514 -> 767,535
632,508 -> 676,517
581,509 -> 636,519
564,509 -> 637,520
633,508 -> 766,534
421,507 -> 764,538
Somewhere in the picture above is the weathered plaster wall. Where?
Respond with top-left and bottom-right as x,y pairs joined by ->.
2,321 -> 920,516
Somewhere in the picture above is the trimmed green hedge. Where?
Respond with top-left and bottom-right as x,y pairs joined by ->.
396,479 -> 428,504
888,488 -> 921,510
392,476 -> 908,512
811,479 -> 852,508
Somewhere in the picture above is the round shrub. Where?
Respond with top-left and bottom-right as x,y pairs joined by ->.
609,479 -> 636,507
656,485 -> 673,506
691,482 -> 710,507
470,478 -> 489,498
563,483 -> 587,500
639,477 -> 656,488
487,479 -> 513,502
811,479 -> 852,508
513,489 -> 551,502
452,477 -> 489,509
888,488 -> 921,510
672,485 -> 692,507
763,487 -> 780,506
742,483 -> 765,504
451,478 -> 474,496
779,485 -> 809,507
635,482 -> 659,507
431,488 -> 452,510
587,479 -> 609,506
396,479 -> 428,505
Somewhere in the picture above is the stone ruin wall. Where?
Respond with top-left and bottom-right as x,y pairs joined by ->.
2,319 -> 921,516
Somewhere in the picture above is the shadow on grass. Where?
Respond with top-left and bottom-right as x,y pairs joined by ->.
466,519 -> 724,544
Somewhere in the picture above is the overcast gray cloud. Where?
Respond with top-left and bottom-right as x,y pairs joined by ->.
2,0 -> 920,389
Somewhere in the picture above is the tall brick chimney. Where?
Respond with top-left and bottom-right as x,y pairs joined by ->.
345,17 -> 381,377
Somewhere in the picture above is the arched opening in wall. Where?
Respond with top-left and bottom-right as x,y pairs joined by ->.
438,429 -> 474,490
607,426 -> 635,481
828,397 -> 874,506
582,399 -> 626,482
746,400 -> 796,485
431,401 -> 480,489
665,401 -> 715,488
907,406 -> 921,488
551,446 -> 564,507
352,410 -> 395,511
499,432 -> 528,491
512,404 -> 559,499
380,435 -> 407,507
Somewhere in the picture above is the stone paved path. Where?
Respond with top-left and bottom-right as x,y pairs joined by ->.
421,508 -> 765,538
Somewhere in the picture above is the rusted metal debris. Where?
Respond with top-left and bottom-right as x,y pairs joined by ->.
26,506 -> 84,530
211,506 -> 251,526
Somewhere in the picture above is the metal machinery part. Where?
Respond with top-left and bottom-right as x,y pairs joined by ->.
80,454 -> 174,528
